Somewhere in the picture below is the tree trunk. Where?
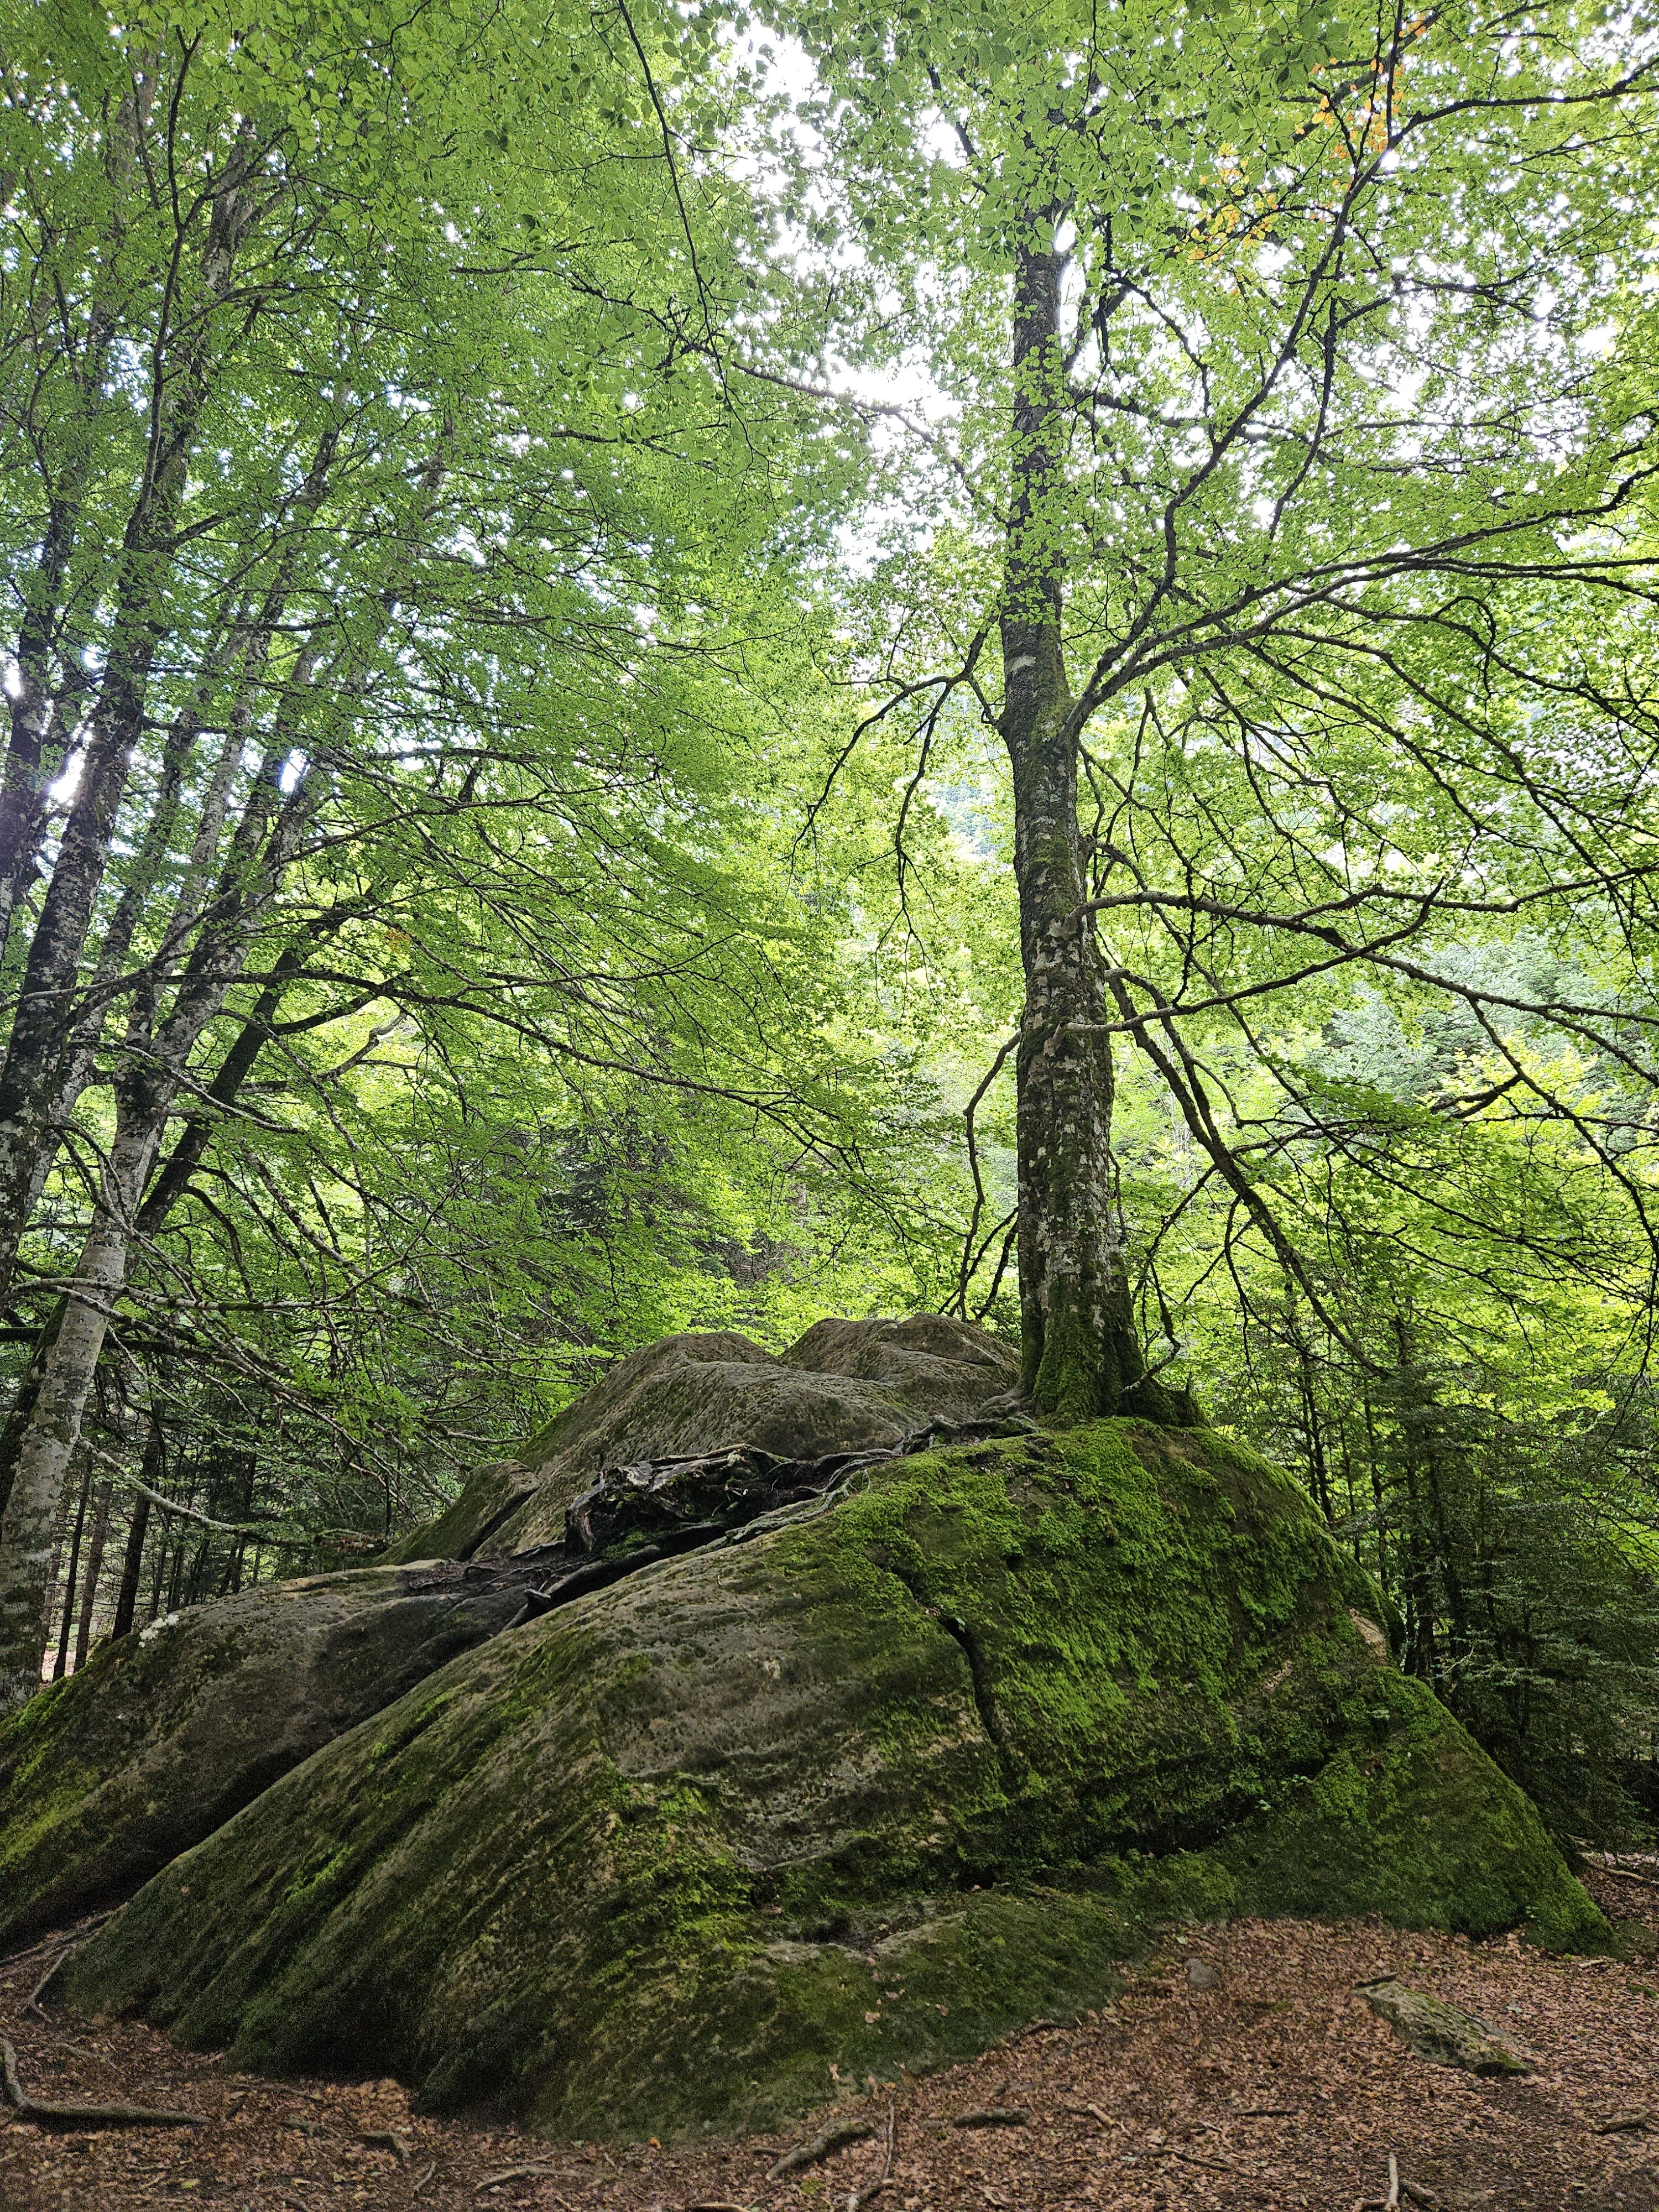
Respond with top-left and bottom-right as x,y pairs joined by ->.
997,238 -> 1187,1425
109,1492 -> 151,1644
110,1406 -> 165,1642
0,70 -> 149,957
147,1526 -> 170,1625
38,1480 -> 72,1662
49,1460 -> 91,1684
0,1301 -> 63,1529
0,1114 -> 163,1710
0,758 -> 326,1705
0,502 -> 86,961
72,1478 -> 112,1672
0,133 -> 265,1306
0,910 -> 324,1689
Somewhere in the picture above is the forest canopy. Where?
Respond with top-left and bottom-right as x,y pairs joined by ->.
2,0 -> 1659,1833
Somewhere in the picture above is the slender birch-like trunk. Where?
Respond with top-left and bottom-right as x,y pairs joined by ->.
0,135 -> 267,1304
72,1477 -> 112,1672
49,1463 -> 91,1683
0,73 -> 151,957
0,1110 -> 164,1707
0,502 -> 86,961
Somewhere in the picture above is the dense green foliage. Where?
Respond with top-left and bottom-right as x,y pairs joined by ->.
759,0 -> 1659,1824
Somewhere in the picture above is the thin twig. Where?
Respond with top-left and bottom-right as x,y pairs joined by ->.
1157,2143 -> 1244,2176
849,2104 -> 896,2212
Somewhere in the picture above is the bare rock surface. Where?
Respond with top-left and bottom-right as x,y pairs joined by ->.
411,1319 -> 1021,1559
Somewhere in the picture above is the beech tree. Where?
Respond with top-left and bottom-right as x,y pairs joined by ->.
780,0 -> 1659,1418
0,0 -> 907,1707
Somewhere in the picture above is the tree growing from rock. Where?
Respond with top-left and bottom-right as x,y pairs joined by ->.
781,0 -> 1659,1418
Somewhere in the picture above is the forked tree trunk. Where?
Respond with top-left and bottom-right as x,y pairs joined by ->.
998,239 -> 1192,1426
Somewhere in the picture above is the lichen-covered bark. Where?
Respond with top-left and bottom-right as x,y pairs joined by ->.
61,1422 -> 1601,2141
999,242 -> 1179,1422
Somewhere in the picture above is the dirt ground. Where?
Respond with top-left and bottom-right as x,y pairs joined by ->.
6,1867 -> 1659,2212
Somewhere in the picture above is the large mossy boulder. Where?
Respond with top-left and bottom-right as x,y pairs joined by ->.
61,1419 -> 1601,2141
384,1317 -> 1020,1563
1,1319 -> 1022,1943
0,1561 -> 525,1950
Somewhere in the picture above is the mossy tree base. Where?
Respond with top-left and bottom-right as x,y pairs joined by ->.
61,1421 -> 1600,2141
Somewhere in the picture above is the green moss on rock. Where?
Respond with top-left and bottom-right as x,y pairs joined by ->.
0,1564 -> 524,1948
60,1420 -> 1600,2138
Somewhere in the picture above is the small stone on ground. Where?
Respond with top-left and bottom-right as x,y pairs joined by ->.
1357,1977 -> 1532,2075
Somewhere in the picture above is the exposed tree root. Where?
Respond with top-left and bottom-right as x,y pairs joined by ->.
1,2037 -> 206,2127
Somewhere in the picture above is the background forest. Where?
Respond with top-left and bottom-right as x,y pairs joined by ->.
3,0 -> 1659,1846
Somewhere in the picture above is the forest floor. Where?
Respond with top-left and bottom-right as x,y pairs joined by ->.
5,1868 -> 1659,2212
